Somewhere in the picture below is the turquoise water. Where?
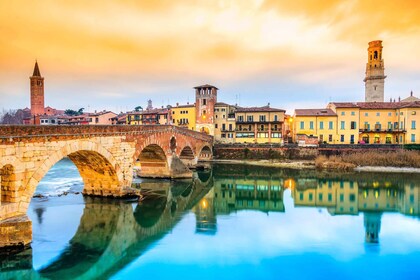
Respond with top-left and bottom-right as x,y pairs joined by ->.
1,159 -> 420,279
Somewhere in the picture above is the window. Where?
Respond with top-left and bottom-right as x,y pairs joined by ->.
318,193 -> 323,201
340,194 -> 344,202
349,194 -> 355,202
376,112 -> 380,116
247,115 -> 253,122
340,121 -> 345,130
328,194 -> 332,202
412,111 -> 417,115
340,135 -> 344,142
274,115 -> 278,121
310,121 -> 314,130
388,122 -> 392,130
351,121 -> 356,129
411,134 -> 416,143
222,124 -> 226,131
388,112 -> 392,117
351,111 -> 355,116
341,112 -> 345,116
202,99 -> 207,105
238,116 -> 244,122
300,121 -> 304,129
229,124 -> 232,131
365,112 -> 368,116
299,193 -> 304,201
320,121 -> 324,130
328,135 -> 333,142
364,122 -> 370,130
412,121 -> 416,130
329,121 -> 333,130
350,135 -> 355,144
309,193 -> 313,201
215,124 -> 218,129
259,115 -> 266,122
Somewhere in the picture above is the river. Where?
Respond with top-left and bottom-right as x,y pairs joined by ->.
1,158 -> 420,279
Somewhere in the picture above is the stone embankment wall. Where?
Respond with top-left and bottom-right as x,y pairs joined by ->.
214,144 -> 318,160
214,144 -> 404,160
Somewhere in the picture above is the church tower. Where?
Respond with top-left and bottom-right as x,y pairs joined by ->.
30,61 -> 45,116
195,84 -> 217,135
364,40 -> 386,102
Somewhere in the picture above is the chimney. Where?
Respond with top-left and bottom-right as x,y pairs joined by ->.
187,102 -> 189,105
176,102 -> 179,107
389,97 -> 392,102
393,99 -> 396,103
398,96 -> 401,102
411,90 -> 413,96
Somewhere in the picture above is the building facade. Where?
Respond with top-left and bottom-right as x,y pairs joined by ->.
214,102 -> 236,143
235,106 -> 285,144
170,104 -> 196,131
294,101 -> 420,145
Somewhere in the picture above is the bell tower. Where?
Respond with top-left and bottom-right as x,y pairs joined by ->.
364,40 -> 386,102
195,84 -> 217,135
30,61 -> 45,116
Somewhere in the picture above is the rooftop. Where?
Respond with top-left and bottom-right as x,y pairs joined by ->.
236,106 -> 285,113
194,84 -> 218,90
294,108 -> 337,116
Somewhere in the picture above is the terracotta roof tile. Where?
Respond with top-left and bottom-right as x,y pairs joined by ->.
294,108 -> 337,116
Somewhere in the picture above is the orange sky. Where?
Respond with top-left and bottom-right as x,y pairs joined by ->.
0,0 -> 419,113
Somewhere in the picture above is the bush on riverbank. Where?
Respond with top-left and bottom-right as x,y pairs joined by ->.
315,150 -> 420,169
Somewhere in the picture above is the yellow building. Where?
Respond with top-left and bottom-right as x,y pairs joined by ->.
326,103 -> 360,144
294,101 -> 420,144
126,111 -> 142,125
214,102 -> 236,143
293,109 -> 337,144
126,108 -> 170,125
170,103 -> 196,131
398,102 -> 420,144
235,106 -> 285,144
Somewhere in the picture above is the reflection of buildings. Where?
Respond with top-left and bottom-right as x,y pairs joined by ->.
213,177 -> 285,214
292,178 -> 420,243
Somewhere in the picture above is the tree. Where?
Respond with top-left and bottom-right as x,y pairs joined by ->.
0,109 -> 31,124
64,109 -> 78,116
78,108 -> 85,115
135,106 -> 143,112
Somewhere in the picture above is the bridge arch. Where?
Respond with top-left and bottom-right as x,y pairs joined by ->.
137,144 -> 169,178
25,140 -> 122,205
198,145 -> 212,161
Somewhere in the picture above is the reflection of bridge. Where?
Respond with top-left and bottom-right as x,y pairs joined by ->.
0,125 -> 213,248
0,176 -> 213,279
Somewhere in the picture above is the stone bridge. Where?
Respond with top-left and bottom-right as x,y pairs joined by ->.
0,174 -> 214,279
0,125 -> 213,248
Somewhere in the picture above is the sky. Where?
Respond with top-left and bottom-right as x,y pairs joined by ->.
0,0 -> 419,114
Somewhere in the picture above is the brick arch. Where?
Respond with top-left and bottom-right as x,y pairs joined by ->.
179,145 -> 195,160
25,140 -> 122,204
198,145 -> 213,160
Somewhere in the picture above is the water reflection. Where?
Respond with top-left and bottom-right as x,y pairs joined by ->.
1,164 -> 420,279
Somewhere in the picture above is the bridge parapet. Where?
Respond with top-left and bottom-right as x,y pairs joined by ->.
0,125 -> 213,143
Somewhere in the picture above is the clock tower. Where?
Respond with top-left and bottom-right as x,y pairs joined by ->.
30,61 -> 45,116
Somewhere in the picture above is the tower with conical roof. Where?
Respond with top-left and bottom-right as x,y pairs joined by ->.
30,61 -> 45,116
364,40 -> 386,102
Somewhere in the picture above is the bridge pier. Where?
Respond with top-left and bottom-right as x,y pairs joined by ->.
0,215 -> 32,249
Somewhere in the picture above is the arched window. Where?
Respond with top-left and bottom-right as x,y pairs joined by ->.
374,51 -> 378,59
